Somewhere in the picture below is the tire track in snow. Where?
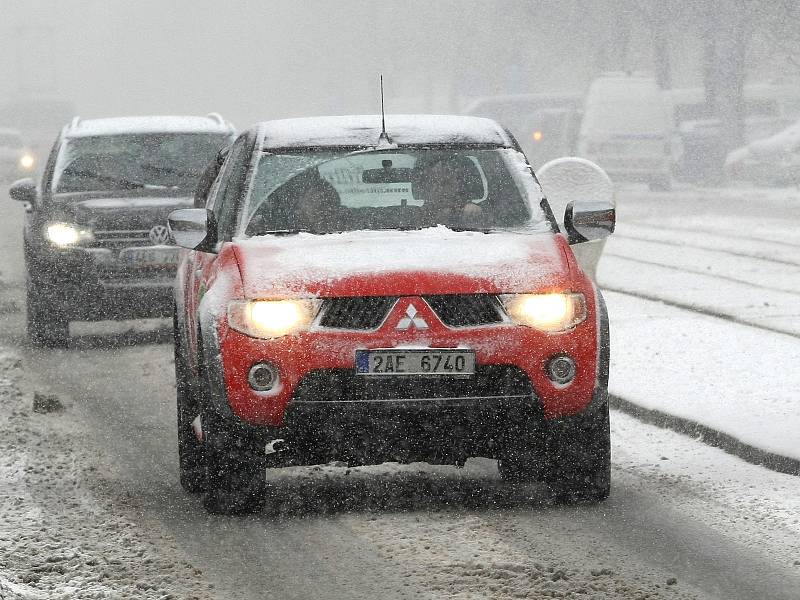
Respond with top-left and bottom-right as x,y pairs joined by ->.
605,252 -> 800,297
622,221 -> 800,251
599,284 -> 800,340
614,234 -> 800,268
609,395 -> 800,477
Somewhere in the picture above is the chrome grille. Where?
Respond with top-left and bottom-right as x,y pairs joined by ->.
92,229 -> 151,248
319,297 -> 398,330
423,294 -> 503,327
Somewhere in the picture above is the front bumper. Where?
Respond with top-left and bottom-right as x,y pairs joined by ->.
28,247 -> 176,320
283,389 -> 538,465
211,304 -> 601,427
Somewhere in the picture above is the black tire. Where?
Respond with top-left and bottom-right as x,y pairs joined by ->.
26,280 -> 69,348
201,407 -> 268,515
174,312 -> 205,493
541,403 -> 611,504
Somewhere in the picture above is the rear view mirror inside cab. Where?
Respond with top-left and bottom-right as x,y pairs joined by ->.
362,164 -> 413,184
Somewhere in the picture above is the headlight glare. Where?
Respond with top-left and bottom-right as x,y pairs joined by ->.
501,292 -> 587,332
227,299 -> 321,338
46,223 -> 93,247
19,153 -> 35,170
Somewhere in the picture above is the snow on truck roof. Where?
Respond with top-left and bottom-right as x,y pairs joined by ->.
258,114 -> 516,149
65,115 -> 234,138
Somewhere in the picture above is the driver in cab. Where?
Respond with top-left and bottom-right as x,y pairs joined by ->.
415,154 -> 483,228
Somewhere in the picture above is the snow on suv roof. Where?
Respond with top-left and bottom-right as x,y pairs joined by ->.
258,114 -> 516,149
65,115 -> 234,138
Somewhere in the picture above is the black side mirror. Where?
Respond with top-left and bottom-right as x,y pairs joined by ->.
9,178 -> 37,203
168,208 -> 218,252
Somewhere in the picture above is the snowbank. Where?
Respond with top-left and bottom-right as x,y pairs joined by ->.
0,349 -> 214,600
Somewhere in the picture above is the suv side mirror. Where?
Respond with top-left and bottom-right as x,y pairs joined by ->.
536,157 -> 614,235
168,208 -> 218,252
9,178 -> 37,203
536,157 -> 615,280
564,200 -> 615,244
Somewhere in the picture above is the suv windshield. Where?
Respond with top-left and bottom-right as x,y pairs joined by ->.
243,147 -> 543,235
53,132 -> 229,194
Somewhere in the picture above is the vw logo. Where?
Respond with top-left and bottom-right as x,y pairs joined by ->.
396,303 -> 429,330
148,224 -> 171,245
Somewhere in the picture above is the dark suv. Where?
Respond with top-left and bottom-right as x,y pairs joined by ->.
9,115 -> 234,346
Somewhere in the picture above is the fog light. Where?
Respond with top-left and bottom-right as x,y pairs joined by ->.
547,355 -> 576,385
248,362 -> 278,392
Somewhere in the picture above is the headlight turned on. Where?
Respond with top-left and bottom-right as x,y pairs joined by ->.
46,223 -> 94,247
501,292 -> 587,332
227,299 -> 322,338
19,153 -> 35,170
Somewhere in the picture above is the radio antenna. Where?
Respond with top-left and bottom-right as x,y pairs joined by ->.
378,74 -> 393,146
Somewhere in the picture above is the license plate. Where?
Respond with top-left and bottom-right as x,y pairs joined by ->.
356,349 -> 475,376
119,246 -> 180,267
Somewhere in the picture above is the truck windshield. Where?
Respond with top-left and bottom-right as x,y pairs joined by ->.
243,147 -> 545,235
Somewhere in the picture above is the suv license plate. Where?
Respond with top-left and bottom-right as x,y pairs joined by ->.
356,349 -> 475,376
119,246 -> 180,267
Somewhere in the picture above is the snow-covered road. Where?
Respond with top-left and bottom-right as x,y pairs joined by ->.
599,184 -> 800,464
2,184 -> 800,599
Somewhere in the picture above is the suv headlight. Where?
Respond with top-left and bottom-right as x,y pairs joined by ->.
227,299 -> 321,339
19,153 -> 35,170
46,222 -> 94,247
500,292 -> 587,332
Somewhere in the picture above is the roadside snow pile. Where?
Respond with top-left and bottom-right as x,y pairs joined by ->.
0,350 -> 214,600
726,118 -> 800,165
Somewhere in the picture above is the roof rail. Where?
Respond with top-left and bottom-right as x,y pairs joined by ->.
69,116 -> 81,129
206,112 -> 225,125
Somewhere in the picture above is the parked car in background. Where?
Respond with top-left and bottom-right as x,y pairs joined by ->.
725,117 -> 800,186
665,83 -> 800,183
169,114 -> 615,514
9,114 -> 235,346
0,128 -> 36,182
578,74 -> 672,190
463,93 -> 582,168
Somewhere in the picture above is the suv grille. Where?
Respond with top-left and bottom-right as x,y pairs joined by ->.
318,295 -> 504,330
423,294 -> 503,327
319,297 -> 398,330
91,229 -> 151,249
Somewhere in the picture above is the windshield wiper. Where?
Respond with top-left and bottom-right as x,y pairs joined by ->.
62,168 -> 147,189
141,163 -> 196,177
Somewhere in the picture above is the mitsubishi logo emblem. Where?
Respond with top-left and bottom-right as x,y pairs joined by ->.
396,303 -> 428,330
148,224 -> 171,245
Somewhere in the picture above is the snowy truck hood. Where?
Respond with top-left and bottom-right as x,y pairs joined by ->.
232,227 -> 573,298
52,193 -> 193,230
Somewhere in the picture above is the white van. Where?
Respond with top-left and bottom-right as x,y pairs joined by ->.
577,75 -> 672,190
